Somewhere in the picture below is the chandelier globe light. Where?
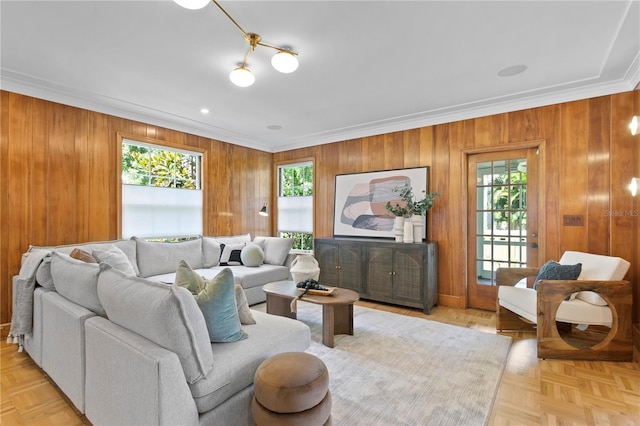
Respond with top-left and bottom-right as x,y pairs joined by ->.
173,0 -> 299,87
173,0 -> 209,10
229,66 -> 255,87
271,50 -> 299,74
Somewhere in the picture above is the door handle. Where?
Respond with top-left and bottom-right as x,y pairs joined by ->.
530,243 -> 538,248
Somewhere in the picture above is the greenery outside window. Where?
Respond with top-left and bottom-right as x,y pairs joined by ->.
277,161 -> 313,252
121,139 -> 203,240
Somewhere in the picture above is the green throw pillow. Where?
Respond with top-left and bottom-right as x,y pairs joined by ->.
534,261 -> 582,290
175,261 -> 247,343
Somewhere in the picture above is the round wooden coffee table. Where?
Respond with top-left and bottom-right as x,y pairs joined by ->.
262,281 -> 359,348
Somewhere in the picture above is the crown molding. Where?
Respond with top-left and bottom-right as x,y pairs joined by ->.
3,60 -> 639,154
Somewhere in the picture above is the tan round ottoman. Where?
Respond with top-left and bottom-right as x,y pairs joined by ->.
252,352 -> 331,426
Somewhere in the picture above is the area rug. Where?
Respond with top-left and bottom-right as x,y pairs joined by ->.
295,302 -> 512,426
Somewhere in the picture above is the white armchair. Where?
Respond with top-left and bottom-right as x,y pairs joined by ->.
496,251 -> 632,361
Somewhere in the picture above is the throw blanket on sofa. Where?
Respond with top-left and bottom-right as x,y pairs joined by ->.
8,248 -> 51,351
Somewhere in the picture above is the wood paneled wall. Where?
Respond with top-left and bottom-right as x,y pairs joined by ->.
0,91 -> 272,324
275,90 -> 640,323
2,89 -> 639,326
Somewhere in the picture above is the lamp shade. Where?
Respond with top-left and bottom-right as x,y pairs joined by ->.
229,67 -> 255,87
271,51 -> 299,73
173,0 -> 209,10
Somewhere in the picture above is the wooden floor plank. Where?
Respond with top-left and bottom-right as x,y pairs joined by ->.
1,301 -> 638,425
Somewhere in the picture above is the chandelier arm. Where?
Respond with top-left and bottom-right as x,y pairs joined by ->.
212,0 -> 247,36
256,41 -> 298,56
240,44 -> 254,67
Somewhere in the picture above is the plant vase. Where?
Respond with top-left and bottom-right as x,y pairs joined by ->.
411,214 -> 423,243
394,216 -> 404,242
403,219 -> 414,243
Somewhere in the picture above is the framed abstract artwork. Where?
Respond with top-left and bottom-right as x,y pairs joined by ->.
333,167 -> 428,238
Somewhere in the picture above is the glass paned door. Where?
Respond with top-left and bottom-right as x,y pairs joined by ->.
467,148 -> 539,310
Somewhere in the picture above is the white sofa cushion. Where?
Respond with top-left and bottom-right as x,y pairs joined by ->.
559,251 -> 630,306
559,251 -> 630,280
134,237 -> 203,277
97,266 -> 214,384
93,245 -> 137,276
50,252 -> 106,317
498,285 -> 614,327
33,239 -> 139,287
498,286 -> 537,323
202,237 -> 222,268
252,237 -> 294,265
188,310 -> 311,414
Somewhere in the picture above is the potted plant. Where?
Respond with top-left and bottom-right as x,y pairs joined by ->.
385,183 -> 439,242
385,184 -> 412,241
384,182 -> 413,217
411,190 -> 440,216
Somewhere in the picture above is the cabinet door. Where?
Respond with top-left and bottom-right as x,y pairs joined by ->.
337,244 -> 363,292
365,246 -> 394,299
315,242 -> 340,287
393,248 -> 424,303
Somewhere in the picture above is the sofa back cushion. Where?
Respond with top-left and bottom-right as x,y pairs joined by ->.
252,237 -> 294,266
559,251 -> 631,306
97,266 -> 214,384
134,237 -> 203,277
202,237 -> 222,268
50,252 -> 106,316
31,239 -> 139,287
559,251 -> 630,280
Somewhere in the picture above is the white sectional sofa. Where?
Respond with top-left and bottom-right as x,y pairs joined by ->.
11,235 -> 311,425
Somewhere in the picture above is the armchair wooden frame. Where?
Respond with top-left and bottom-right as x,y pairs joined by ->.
496,267 -> 633,362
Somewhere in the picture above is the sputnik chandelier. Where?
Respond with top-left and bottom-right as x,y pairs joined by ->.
173,0 -> 299,87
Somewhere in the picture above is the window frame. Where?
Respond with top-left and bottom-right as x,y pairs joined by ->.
275,159 -> 315,253
117,133 -> 208,240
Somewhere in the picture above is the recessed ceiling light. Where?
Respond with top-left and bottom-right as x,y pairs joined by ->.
497,64 -> 527,77
200,108 -> 210,114
267,125 -> 283,130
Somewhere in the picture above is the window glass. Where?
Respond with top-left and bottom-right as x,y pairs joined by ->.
121,140 -> 203,239
277,162 -> 313,252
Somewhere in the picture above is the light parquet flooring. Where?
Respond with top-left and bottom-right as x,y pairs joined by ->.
1,301 -> 639,425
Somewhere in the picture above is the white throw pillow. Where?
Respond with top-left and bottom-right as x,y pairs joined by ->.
253,237 -> 294,265
240,243 -> 264,267
219,243 -> 246,266
93,244 -> 137,276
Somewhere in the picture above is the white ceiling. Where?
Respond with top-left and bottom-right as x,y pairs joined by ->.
2,1 -> 639,153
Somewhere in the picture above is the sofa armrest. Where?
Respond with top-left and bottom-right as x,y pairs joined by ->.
536,280 -> 632,361
84,316 -> 199,426
496,267 -> 540,287
536,279 -> 632,310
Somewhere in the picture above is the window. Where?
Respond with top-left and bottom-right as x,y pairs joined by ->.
121,139 -> 203,239
277,161 -> 313,252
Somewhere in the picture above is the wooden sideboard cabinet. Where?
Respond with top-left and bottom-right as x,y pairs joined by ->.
314,238 -> 438,314
314,239 -> 363,293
